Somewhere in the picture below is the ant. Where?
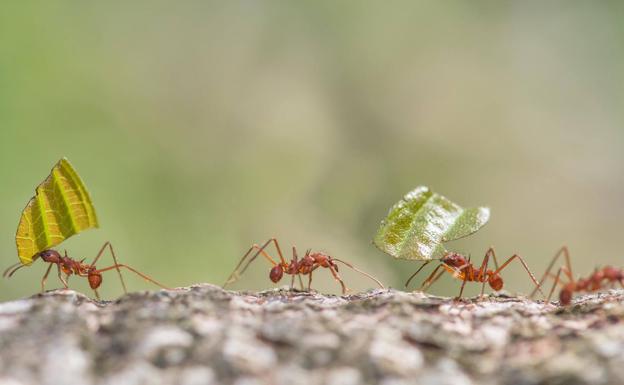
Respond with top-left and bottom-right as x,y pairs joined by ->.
405,247 -> 544,299
223,238 -> 384,294
529,246 -> 624,306
3,242 -> 170,299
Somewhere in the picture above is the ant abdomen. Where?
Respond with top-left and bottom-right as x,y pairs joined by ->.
488,272 -> 503,291
560,283 -> 574,305
88,272 -> 103,289
269,265 -> 283,283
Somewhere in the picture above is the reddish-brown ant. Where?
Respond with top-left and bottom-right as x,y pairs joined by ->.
530,246 -> 624,305
3,242 -> 170,299
223,238 -> 384,294
405,247 -> 544,298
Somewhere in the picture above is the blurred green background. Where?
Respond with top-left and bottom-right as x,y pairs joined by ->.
1,2 -> 623,301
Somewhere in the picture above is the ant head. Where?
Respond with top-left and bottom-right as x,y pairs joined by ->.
441,253 -> 465,268
488,272 -> 503,291
38,250 -> 62,264
603,266 -> 622,281
88,269 -> 103,290
269,264 -> 284,283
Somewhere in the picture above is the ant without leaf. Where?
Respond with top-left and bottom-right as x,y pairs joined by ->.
405,247 -> 544,299
223,238 -> 384,294
530,246 -> 624,306
3,242 -> 170,299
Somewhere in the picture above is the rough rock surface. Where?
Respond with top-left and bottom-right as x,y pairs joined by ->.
1,285 -> 624,385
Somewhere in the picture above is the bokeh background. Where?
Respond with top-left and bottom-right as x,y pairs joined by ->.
1,2 -> 623,301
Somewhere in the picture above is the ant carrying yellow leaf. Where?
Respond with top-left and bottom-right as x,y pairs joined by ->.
3,158 -> 169,299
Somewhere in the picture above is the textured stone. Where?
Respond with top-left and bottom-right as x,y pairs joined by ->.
1,285 -> 624,385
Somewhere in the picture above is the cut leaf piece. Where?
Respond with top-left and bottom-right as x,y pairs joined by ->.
15,158 -> 99,265
373,186 -> 489,261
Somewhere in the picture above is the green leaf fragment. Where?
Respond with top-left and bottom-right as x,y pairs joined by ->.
373,186 -> 490,260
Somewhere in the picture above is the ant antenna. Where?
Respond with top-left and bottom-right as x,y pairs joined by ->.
94,264 -> 171,290
405,261 -> 433,288
331,258 -> 385,289
3,262 -> 24,278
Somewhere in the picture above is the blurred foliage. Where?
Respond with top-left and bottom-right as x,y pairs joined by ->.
1,2 -> 623,300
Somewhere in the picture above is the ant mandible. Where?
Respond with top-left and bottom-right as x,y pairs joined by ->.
405,247 -> 544,299
3,242 -> 170,299
223,238 -> 384,294
529,246 -> 624,305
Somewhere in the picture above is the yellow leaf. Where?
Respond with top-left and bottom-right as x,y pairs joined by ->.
15,158 -> 99,265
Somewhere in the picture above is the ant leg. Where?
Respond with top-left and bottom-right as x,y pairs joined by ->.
238,244 -> 282,276
494,254 -> 545,297
479,250 -> 492,297
57,265 -> 69,289
291,246 -> 305,290
405,261 -> 432,289
223,238 -> 284,287
40,264 -> 53,292
331,258 -> 384,289
307,265 -> 320,291
457,275 -> 468,299
486,247 -> 500,271
546,267 -> 564,303
223,244 -> 272,287
530,246 -> 573,299
422,269 -> 446,292
420,264 -> 445,291
93,289 -> 101,300
94,264 -> 171,290
89,242 -> 127,294
420,264 -> 446,291
239,238 -> 287,271
456,256 -> 472,299
544,266 -> 571,296
290,246 -> 298,289
297,275 -> 304,291
326,264 -> 348,294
